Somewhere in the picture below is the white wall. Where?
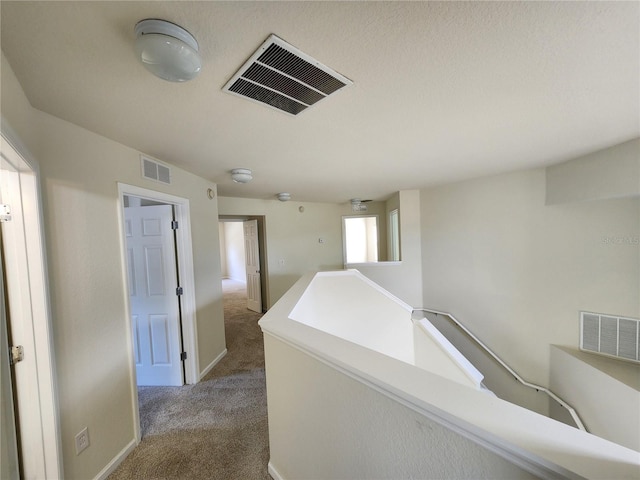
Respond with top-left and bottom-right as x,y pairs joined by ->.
2,52 -> 226,479
218,222 -> 228,278
218,197 -> 344,307
420,167 -> 640,389
546,138 -> 640,204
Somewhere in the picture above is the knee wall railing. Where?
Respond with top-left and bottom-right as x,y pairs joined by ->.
412,308 -> 587,432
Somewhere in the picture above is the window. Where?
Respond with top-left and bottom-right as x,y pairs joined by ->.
389,208 -> 400,261
343,216 -> 379,264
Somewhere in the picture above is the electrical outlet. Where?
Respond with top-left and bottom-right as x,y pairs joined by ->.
75,427 -> 90,455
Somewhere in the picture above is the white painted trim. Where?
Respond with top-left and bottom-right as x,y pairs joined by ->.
199,348 -> 228,380
1,117 -> 38,172
267,461 -> 285,480
0,127 -> 64,479
172,198 -> 200,385
94,438 -> 138,480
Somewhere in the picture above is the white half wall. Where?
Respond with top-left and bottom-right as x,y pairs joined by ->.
264,335 -> 539,480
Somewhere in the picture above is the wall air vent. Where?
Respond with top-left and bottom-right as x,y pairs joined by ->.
580,311 -> 639,363
141,155 -> 171,185
223,34 -> 353,116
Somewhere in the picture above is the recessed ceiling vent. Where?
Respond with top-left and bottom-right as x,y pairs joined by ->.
223,34 -> 353,116
141,155 -> 171,185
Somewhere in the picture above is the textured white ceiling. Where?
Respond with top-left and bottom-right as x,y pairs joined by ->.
1,1 -> 638,203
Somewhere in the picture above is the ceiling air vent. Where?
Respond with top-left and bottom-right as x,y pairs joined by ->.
141,155 -> 171,185
580,311 -> 639,363
223,34 -> 353,116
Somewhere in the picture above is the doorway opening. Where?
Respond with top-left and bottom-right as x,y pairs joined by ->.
117,183 -> 199,440
218,216 -> 268,313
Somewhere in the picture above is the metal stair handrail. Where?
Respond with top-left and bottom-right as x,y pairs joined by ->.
413,307 -> 587,432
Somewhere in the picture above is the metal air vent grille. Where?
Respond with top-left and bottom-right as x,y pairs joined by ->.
580,311 -> 639,363
141,155 -> 171,185
223,35 -> 353,116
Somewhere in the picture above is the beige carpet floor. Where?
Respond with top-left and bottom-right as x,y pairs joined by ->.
109,279 -> 270,479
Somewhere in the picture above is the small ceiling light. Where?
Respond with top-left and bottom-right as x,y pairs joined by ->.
135,19 -> 202,82
350,198 -> 370,212
277,193 -> 291,202
230,168 -> 253,183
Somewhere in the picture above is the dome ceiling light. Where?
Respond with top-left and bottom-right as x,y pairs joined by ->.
230,168 -> 253,183
276,193 -> 291,202
135,19 -> 202,82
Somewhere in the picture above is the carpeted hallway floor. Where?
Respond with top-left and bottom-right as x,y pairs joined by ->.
109,279 -> 270,480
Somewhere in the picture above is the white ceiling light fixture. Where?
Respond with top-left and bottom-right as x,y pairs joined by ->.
135,19 -> 202,82
230,168 -> 253,183
276,193 -> 291,202
351,198 -> 371,212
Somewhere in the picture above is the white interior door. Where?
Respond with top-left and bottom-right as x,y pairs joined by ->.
125,204 -> 183,386
244,219 -> 262,313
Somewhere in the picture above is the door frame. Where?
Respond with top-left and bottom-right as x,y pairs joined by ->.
0,126 -> 63,478
243,219 -> 262,313
117,183 -> 199,439
219,215 -> 270,310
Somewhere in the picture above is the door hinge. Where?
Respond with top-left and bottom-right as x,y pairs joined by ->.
0,204 -> 11,223
180,351 -> 187,361
171,220 -> 179,230
176,286 -> 183,296
9,345 -> 24,365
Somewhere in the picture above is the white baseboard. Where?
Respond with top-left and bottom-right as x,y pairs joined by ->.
94,437 -> 137,480
267,461 -> 284,480
199,348 -> 228,380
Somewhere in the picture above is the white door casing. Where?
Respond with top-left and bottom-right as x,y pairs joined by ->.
0,259 -> 20,480
125,204 -> 183,386
244,220 -> 262,313
0,131 -> 62,479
